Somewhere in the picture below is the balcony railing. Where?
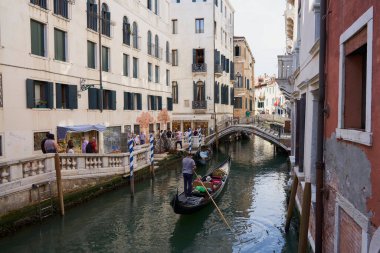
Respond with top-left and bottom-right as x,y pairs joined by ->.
192,63 -> 207,72
192,100 -> 207,109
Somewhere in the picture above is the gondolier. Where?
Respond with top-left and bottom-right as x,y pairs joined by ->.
182,152 -> 196,197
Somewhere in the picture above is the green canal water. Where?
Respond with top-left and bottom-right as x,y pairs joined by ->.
0,136 -> 298,253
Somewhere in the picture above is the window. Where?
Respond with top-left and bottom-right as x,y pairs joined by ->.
101,3 -> 111,37
54,0 -> 68,18
193,49 -> 205,64
56,83 -> 77,109
194,81 -> 205,101
155,35 -> 159,58
133,22 -> 139,49
34,132 -> 49,151
30,0 -> 47,9
147,0 -> 152,10
123,54 -> 129,76
214,82 -> 220,103
172,50 -> 178,66
166,42 -> 170,63
258,101 -> 264,108
102,46 -> 110,72
155,65 -> 160,83
148,63 -> 153,82
234,97 -> 242,109
166,69 -> 170,86
337,7 -> 373,146
154,0 -> 159,15
172,19 -> 178,34
147,31 -> 152,55
88,88 -> 116,110
215,0 -> 218,6
87,41 -> 96,69
123,16 -> 131,45
147,95 -> 162,110
124,92 -> 142,110
54,28 -> 66,62
167,97 -> 173,111
234,45 -> 240,56
26,79 -> 53,109
195,18 -> 204,33
87,0 -> 98,31
133,57 -> 138,78
172,81 -> 178,104
314,4 -> 321,41
31,20 -> 45,57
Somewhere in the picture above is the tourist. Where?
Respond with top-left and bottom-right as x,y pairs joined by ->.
44,133 -> 59,153
140,132 -> 146,145
66,139 -> 75,154
81,137 -> 88,153
166,128 -> 172,139
40,132 -> 49,154
134,134 -> 140,146
175,129 -> 183,149
182,152 -> 196,197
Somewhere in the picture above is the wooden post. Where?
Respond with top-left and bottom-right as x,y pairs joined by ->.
54,154 -> 65,216
285,175 -> 298,232
298,182 -> 311,253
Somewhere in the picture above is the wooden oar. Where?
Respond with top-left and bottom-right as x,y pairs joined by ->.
193,170 -> 233,231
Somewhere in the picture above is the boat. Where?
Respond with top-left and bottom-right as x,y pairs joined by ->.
170,157 -> 231,214
194,145 -> 213,165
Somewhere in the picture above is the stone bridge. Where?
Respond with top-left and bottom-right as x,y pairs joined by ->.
205,122 -> 291,152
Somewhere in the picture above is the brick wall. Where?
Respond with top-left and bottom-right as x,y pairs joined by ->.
339,208 -> 362,252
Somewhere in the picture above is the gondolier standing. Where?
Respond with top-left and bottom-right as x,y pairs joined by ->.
182,152 -> 196,197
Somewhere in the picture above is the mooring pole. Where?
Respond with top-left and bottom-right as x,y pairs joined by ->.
149,133 -> 155,179
285,175 -> 298,232
54,153 -> 65,216
129,139 -> 135,197
298,182 -> 311,253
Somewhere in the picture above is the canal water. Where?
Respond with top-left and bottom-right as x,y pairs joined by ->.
0,136 -> 298,253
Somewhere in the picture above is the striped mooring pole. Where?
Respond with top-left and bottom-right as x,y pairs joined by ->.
149,133 -> 155,178
199,130 -> 202,146
188,130 -> 192,153
128,139 -> 135,197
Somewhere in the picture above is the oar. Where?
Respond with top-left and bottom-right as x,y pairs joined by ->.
193,170 -> 233,231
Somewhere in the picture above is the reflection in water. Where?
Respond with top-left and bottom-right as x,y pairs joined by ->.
0,136 -> 298,253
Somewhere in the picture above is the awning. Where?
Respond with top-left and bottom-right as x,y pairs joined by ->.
57,124 -> 107,139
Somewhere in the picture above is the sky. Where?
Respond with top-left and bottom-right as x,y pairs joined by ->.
230,0 -> 286,77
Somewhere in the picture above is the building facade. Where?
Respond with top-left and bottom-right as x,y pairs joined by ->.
0,0 -> 173,161
233,36 -> 254,119
170,0 -> 235,134
254,75 -> 287,117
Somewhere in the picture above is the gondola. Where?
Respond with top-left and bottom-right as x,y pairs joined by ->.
170,157 -> 231,215
193,145 -> 213,165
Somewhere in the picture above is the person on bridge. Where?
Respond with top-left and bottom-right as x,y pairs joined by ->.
182,152 -> 196,197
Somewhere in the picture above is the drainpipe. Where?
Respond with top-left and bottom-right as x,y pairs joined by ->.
315,0 -> 326,252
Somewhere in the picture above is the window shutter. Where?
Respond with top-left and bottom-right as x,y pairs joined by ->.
56,83 -> 62,108
110,90 -> 116,110
26,79 -> 35,108
137,93 -> 142,110
202,81 -> 206,101
230,88 -> 234,105
63,0 -> 68,18
54,0 -> 58,14
124,92 -> 128,110
158,96 -> 162,110
86,1 -> 91,29
106,12 -> 111,36
192,49 -> 196,64
147,95 -> 150,110
47,82 -> 54,109
153,96 -> 157,110
88,88 -> 98,109
67,85 -> 78,109
193,81 -> 197,101
93,4 -> 98,31
167,97 -> 173,111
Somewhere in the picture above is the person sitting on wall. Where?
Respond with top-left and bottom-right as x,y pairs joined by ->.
44,133 -> 59,153
66,139 -> 75,154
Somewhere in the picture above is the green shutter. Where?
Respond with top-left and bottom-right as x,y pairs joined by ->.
202,81 -> 206,101
68,85 -> 78,109
26,79 -> 35,108
124,92 -> 128,110
192,49 -> 196,64
31,20 -> 44,57
56,83 -> 62,108
147,95 -> 150,110
193,81 -> 197,101
88,88 -> 98,109
110,90 -> 116,110
47,82 -> 54,109
137,93 -> 142,110
54,29 -> 65,61
158,96 -> 162,110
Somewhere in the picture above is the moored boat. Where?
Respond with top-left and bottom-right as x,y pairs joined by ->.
170,157 -> 231,214
194,146 -> 213,165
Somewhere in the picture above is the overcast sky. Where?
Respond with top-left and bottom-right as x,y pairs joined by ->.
231,0 -> 286,77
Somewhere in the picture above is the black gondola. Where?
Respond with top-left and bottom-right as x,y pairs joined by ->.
170,157 -> 231,214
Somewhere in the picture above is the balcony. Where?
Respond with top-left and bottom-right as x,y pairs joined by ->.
192,63 -> 207,73
192,100 -> 207,110
214,64 -> 222,76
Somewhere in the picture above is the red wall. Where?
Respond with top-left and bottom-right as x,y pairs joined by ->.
325,0 -> 380,226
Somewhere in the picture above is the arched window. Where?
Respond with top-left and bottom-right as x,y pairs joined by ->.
123,16 -> 130,45
147,31 -> 152,55
133,22 -> 138,49
87,0 -> 97,31
194,81 -> 205,101
101,3 -> 111,37
154,35 -> 159,58
166,41 -> 170,63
